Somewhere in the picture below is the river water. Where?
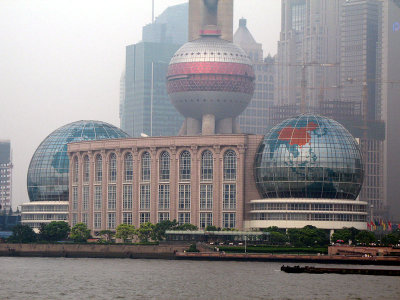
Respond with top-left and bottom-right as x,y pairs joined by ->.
0,257 -> 399,300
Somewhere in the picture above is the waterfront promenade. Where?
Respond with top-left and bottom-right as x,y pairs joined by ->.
1,243 -> 400,265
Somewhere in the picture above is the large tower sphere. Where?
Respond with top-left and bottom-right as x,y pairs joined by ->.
27,120 -> 129,202
254,114 -> 364,200
166,33 -> 255,134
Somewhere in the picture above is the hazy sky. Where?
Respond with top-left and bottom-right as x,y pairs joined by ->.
0,0 -> 281,208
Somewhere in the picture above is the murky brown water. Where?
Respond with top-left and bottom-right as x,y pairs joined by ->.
0,257 -> 399,299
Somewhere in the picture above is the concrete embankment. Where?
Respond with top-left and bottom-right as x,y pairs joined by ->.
175,252 -> 400,265
0,243 -> 189,259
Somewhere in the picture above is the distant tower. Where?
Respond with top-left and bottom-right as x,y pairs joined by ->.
189,0 -> 233,42
234,18 -> 276,135
167,0 -> 255,135
0,140 -> 12,211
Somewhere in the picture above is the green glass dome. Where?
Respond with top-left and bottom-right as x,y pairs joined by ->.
27,120 -> 129,202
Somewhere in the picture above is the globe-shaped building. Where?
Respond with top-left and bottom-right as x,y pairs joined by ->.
166,31 -> 255,134
255,114 -> 364,199
27,120 -> 129,202
248,114 -> 367,230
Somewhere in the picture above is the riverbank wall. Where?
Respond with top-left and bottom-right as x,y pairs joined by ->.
175,252 -> 400,265
0,243 -> 189,259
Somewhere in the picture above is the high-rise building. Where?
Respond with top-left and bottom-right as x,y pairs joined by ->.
234,18 -> 276,135
275,0 -> 343,108
379,0 -> 400,221
120,3 -> 187,137
0,140 -> 12,211
340,0 -> 385,220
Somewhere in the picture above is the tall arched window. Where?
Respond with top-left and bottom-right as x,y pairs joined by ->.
95,154 -> 103,182
73,156 -> 79,183
109,153 -> 117,183
141,152 -> 151,181
83,155 -> 90,183
223,150 -> 237,181
179,150 -> 191,181
124,152 -> 133,182
159,151 -> 170,181
201,150 -> 213,181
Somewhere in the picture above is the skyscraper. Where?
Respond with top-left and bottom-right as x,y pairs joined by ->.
340,0 -> 385,220
275,0 -> 342,108
379,0 -> 400,220
234,18 -> 276,135
0,140 -> 12,211
120,3 -> 187,137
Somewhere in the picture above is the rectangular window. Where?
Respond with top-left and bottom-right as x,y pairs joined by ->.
223,213 -> 236,228
107,212 -> 116,229
140,184 -> 150,210
158,184 -> 170,210
200,184 -> 213,210
123,212 -> 133,225
82,213 -> 88,225
82,186 -> 89,211
123,184 -> 133,210
200,212 -> 213,229
140,212 -> 150,224
179,184 -> 191,210
178,212 -> 190,225
72,213 -> 78,226
108,185 -> 116,210
72,186 -> 78,210
94,185 -> 102,211
94,212 -> 102,229
158,212 -> 170,223
223,184 -> 236,210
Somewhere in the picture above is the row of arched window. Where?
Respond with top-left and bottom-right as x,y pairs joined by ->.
72,149 -> 237,184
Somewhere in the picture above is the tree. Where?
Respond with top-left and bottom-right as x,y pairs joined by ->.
99,230 -> 115,242
174,223 -> 198,231
355,230 -> 376,245
288,226 -> 329,247
382,233 -> 400,246
205,225 -> 219,231
70,223 -> 91,242
152,220 -> 177,241
331,228 -> 354,243
39,221 -> 70,242
138,222 -> 155,243
116,224 -> 136,243
269,231 -> 288,245
8,224 -> 37,243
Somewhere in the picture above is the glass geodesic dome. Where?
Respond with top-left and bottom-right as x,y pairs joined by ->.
254,114 -> 364,200
27,120 -> 129,202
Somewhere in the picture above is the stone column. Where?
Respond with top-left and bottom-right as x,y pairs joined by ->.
202,114 -> 215,135
150,147 -> 158,224
236,145 -> 246,230
190,145 -> 199,227
213,145 -> 221,227
186,117 -> 201,135
101,149 -> 107,231
216,117 -> 233,134
132,147 -> 139,228
115,150 -> 122,226
169,146 -> 178,222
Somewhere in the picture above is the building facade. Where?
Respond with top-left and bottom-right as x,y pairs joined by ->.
0,140 -> 12,211
234,18 -> 276,135
67,135 -> 263,233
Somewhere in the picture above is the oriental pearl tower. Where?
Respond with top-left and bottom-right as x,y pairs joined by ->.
167,0 -> 255,135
